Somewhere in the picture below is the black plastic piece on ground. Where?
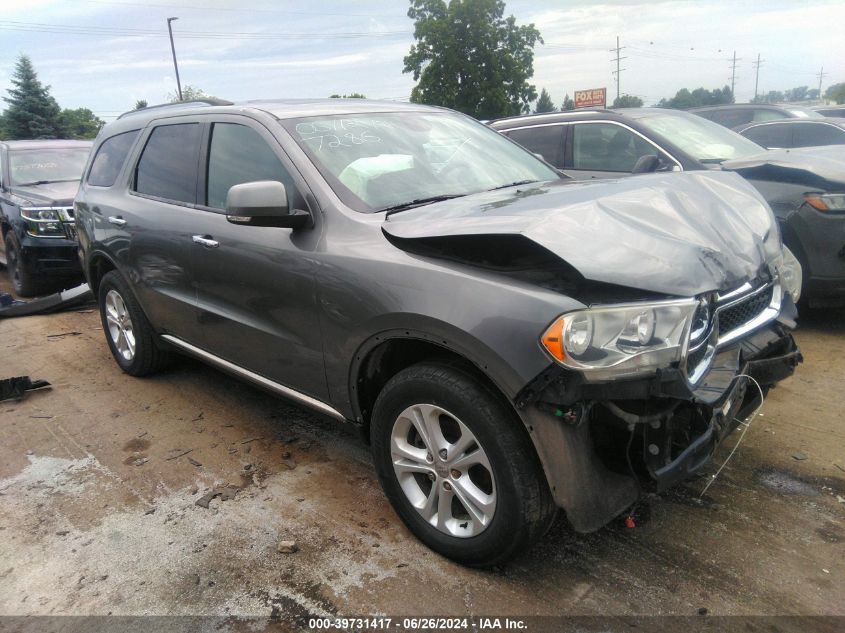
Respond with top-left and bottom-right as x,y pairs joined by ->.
0,283 -> 93,318
0,376 -> 51,402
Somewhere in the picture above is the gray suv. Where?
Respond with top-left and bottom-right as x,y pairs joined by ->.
76,99 -> 802,566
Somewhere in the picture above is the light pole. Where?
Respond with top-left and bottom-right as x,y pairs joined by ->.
167,17 -> 183,101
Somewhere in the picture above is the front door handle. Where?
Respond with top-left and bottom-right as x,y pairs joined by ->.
107,216 -> 126,226
192,235 -> 219,249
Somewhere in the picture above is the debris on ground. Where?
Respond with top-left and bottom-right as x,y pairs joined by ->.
195,485 -> 241,509
240,437 -> 263,445
187,457 -> 202,467
792,452 -> 808,461
0,376 -> 51,402
47,331 -> 82,340
0,283 -> 93,319
277,540 -> 298,554
164,448 -> 193,461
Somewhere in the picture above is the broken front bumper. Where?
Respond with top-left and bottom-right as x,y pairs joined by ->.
516,322 -> 801,532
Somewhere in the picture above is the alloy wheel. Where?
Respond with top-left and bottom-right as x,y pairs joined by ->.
104,289 -> 136,361
390,403 -> 497,537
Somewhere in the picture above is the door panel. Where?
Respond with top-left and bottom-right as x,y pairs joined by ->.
191,120 -> 328,400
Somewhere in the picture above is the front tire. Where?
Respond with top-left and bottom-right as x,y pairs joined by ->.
5,233 -> 43,297
98,270 -> 171,376
371,362 -> 556,567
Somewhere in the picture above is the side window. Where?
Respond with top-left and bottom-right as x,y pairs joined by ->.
88,130 -> 140,187
572,123 -> 656,172
134,123 -> 202,204
505,126 -> 564,167
709,109 -> 753,128
742,124 -> 792,149
793,123 -> 842,147
206,123 -> 295,210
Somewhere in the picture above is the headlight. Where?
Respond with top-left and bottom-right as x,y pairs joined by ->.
541,299 -> 697,380
774,245 -> 802,303
20,207 -> 65,237
804,193 -> 845,212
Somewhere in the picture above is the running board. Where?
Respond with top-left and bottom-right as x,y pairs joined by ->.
160,334 -> 346,422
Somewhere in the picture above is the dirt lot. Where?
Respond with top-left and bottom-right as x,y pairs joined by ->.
1,277 -> 843,624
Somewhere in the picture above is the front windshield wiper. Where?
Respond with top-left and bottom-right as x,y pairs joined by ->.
15,178 -> 79,186
382,194 -> 467,217
487,179 -> 539,191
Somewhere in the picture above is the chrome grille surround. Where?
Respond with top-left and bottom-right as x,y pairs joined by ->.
684,277 -> 783,384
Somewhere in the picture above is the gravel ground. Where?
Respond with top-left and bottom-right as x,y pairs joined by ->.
0,276 -> 843,626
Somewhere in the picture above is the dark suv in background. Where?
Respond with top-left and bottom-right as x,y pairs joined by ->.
690,103 -> 826,130
0,139 -> 91,295
76,99 -> 801,566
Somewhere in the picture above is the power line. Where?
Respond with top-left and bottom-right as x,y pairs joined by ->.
729,51 -> 741,98
752,53 -> 764,100
610,35 -> 626,102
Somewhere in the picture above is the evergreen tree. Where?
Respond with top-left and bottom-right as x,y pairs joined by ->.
134,99 -> 148,110
561,94 -> 574,111
2,55 -> 63,139
534,88 -> 555,113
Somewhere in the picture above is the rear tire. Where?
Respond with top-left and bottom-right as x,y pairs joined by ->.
5,233 -> 43,297
98,270 -> 172,376
371,362 -> 556,567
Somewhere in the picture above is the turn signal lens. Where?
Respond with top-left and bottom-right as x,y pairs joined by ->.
805,193 -> 845,212
541,317 -> 565,362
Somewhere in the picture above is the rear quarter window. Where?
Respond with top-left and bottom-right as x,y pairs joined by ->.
87,130 -> 140,187
504,126 -> 564,167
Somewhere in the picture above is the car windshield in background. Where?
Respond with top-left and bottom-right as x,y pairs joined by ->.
284,111 -> 560,212
639,113 -> 765,163
9,149 -> 90,186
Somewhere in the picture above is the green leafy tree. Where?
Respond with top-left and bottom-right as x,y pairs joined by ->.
168,85 -> 214,102
134,99 -> 148,110
825,82 -> 845,104
751,90 -> 784,104
784,86 -> 809,102
329,93 -> 367,98
2,55 -> 63,139
561,94 -> 574,111
403,0 -> 542,119
534,88 -> 555,113
612,94 -> 643,108
59,108 -> 104,139
659,85 -> 733,108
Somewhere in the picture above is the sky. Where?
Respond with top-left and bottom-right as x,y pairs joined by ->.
0,0 -> 843,121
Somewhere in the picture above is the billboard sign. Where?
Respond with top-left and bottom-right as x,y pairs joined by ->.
574,88 -> 607,109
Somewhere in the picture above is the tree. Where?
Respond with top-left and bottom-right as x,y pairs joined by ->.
2,55 -> 63,139
534,88 -> 555,113
134,99 -> 148,110
658,85 -> 733,109
59,108 -> 104,139
561,94 -> 574,111
612,94 -> 643,108
403,0 -> 542,120
329,93 -> 367,99
825,82 -> 845,104
168,85 -> 213,102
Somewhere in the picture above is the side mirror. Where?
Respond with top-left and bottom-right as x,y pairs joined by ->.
225,181 -> 311,229
631,154 -> 661,174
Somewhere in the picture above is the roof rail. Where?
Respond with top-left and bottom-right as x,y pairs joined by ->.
117,98 -> 234,119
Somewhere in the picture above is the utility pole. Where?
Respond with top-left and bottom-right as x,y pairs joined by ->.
610,35 -> 626,103
752,53 -> 764,101
729,51 -> 741,101
816,66 -> 826,100
167,17 -> 183,101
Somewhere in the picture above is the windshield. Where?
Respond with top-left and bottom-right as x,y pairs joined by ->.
9,148 -> 90,186
283,111 -> 560,212
638,112 -> 765,163
786,106 -> 824,119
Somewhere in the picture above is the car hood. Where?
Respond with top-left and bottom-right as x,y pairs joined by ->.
382,171 -> 782,297
10,180 -> 80,207
721,145 -> 845,189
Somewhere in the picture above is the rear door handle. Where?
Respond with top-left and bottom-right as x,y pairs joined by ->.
192,235 -> 219,249
107,216 -> 126,226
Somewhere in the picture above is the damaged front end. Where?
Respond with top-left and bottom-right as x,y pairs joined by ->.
516,274 -> 802,532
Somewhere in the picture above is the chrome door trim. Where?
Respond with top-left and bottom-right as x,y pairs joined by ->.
107,216 -> 127,226
191,235 -> 219,248
161,334 -> 346,422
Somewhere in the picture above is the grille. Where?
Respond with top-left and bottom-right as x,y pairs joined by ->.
718,285 -> 774,335
686,342 -> 708,371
